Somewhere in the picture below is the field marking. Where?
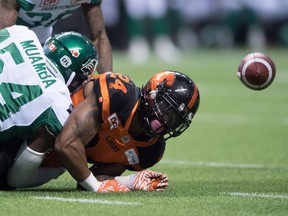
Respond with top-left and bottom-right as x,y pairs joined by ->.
225,192 -> 288,200
160,159 -> 288,170
33,196 -> 140,205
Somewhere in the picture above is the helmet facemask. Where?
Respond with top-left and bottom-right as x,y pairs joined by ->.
141,83 -> 193,140
68,58 -> 98,93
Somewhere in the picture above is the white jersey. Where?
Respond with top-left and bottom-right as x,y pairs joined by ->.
16,0 -> 102,44
0,25 -> 72,141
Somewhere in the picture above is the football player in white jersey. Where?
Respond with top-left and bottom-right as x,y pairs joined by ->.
0,25 -> 72,151
0,25 -> 131,192
0,0 -> 112,74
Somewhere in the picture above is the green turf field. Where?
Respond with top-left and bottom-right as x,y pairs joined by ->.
1,48 -> 287,216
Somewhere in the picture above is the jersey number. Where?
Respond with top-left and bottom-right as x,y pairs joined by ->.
17,11 -> 75,28
109,73 -> 130,94
0,34 -> 42,121
0,43 -> 24,74
0,83 -> 42,121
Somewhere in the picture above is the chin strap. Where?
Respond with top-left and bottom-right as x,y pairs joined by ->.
45,56 -> 66,83
65,71 -> 76,87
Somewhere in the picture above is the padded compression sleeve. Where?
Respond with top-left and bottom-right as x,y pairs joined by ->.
7,140 -> 45,188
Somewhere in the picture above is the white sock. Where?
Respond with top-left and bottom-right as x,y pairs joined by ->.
7,140 -> 45,188
79,172 -> 102,191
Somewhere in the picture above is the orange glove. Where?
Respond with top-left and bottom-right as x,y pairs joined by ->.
132,170 -> 169,191
97,179 -> 131,192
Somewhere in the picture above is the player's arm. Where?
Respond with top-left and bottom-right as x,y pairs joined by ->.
55,93 -> 130,192
90,169 -> 169,192
54,81 -> 103,191
88,164 -> 169,191
0,0 -> 19,29
82,3 -> 112,74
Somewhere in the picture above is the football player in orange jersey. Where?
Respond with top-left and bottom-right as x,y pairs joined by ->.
6,70 -> 200,192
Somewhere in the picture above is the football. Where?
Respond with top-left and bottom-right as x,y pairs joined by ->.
237,52 -> 276,90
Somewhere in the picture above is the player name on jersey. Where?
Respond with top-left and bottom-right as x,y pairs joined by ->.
20,40 -> 56,88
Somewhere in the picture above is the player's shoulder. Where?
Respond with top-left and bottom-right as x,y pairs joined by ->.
105,72 -> 139,99
0,25 -> 39,47
92,72 -> 140,118
105,72 -> 134,85
1,25 -> 31,36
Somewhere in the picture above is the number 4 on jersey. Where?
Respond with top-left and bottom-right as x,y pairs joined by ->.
0,83 -> 42,121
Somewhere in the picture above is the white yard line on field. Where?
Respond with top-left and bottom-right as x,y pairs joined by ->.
224,192 -> 288,199
33,196 -> 140,205
160,159 -> 287,169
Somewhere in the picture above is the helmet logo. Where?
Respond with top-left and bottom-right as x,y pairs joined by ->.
48,43 -> 57,52
107,113 -> 119,129
60,55 -> 72,68
188,113 -> 193,120
70,48 -> 80,58
179,103 -> 185,111
41,0 -> 58,7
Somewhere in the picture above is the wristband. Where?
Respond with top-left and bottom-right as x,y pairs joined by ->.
79,172 -> 100,191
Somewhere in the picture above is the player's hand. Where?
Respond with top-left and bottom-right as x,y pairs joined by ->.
97,179 -> 131,192
132,170 -> 169,191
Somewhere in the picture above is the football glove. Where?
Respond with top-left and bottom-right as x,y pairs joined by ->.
132,170 -> 169,191
97,179 -> 131,192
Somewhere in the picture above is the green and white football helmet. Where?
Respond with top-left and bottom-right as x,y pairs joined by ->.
43,31 -> 98,93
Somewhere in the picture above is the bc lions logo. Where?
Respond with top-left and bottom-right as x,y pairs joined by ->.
107,113 -> 119,129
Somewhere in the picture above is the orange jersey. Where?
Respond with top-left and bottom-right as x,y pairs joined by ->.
43,73 -> 165,171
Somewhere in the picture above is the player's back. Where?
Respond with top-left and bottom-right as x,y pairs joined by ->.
0,25 -> 72,141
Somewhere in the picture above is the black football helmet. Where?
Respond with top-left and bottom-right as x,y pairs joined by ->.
139,70 -> 200,140
43,31 -> 98,93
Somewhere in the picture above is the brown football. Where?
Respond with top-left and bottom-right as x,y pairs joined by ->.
237,52 -> 276,90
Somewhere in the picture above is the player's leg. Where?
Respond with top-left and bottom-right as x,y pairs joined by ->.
0,139 -> 22,190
